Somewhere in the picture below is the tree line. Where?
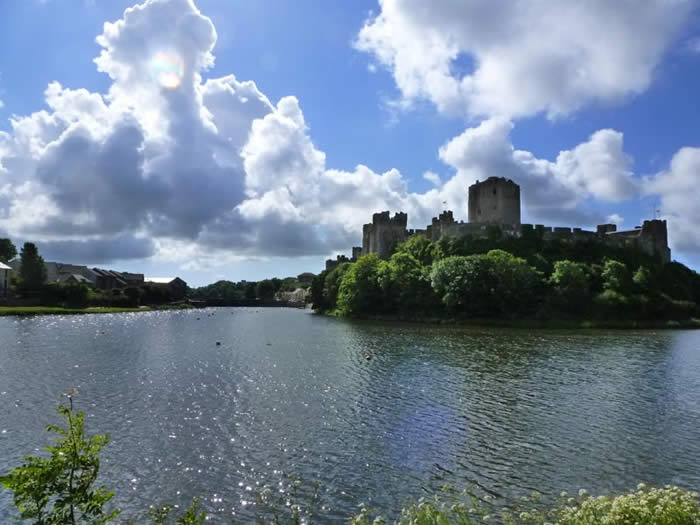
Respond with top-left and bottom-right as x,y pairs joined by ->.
190,273 -> 315,304
311,229 -> 700,323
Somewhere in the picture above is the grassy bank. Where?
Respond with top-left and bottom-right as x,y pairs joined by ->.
0,304 -> 196,317
324,311 -> 700,330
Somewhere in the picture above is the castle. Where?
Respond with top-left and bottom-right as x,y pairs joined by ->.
325,177 -> 671,270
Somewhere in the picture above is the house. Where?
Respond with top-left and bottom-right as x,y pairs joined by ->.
8,260 -> 98,286
46,262 -> 98,285
144,277 -> 188,300
0,262 -> 10,298
58,273 -> 93,285
92,268 -> 128,290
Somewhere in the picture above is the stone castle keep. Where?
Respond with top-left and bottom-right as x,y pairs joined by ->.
326,177 -> 671,270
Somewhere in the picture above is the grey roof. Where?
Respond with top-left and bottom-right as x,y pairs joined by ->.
59,274 -> 92,284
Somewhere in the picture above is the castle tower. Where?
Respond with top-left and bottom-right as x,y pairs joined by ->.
468,177 -> 521,226
361,211 -> 408,259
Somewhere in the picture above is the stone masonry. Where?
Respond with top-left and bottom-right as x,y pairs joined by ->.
325,176 -> 671,268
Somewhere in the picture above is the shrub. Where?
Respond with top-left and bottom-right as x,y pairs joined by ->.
337,255 -> 383,315
554,484 -> 700,525
0,393 -> 118,523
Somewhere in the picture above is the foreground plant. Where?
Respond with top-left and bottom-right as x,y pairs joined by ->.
0,391 -> 118,524
350,485 -> 700,524
145,498 -> 206,525
553,484 -> 700,525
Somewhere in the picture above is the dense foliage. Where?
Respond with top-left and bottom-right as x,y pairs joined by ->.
191,273 -> 315,304
1,397 -> 209,524
312,231 -> 700,323
0,394 -> 118,524
0,238 -> 17,263
19,242 -> 48,291
350,485 -> 700,524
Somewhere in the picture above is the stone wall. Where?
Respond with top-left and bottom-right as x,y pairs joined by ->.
360,211 -> 408,259
605,220 -> 671,263
328,178 -> 671,271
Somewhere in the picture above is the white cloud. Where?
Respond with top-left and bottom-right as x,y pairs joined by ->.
606,214 -> 624,226
0,0 -> 690,269
646,147 -> 700,254
423,171 -> 441,186
437,118 -> 640,225
355,0 -> 693,119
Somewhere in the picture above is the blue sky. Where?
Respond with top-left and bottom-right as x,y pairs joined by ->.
1,0 -> 699,286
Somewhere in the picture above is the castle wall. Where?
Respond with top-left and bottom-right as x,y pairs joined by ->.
605,220 -> 670,263
468,177 -> 521,226
336,178 -> 670,272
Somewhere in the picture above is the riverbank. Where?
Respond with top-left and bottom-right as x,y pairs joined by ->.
323,311 -> 700,329
0,304 -> 196,317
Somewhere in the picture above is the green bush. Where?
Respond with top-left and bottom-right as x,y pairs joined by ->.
554,484 -> 700,525
337,254 -> 383,315
350,485 -> 700,524
0,394 -> 118,523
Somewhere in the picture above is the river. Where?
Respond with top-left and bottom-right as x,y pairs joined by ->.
1,308 -> 699,521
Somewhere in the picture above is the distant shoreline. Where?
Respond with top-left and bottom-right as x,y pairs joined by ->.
322,311 -> 700,330
0,304 -> 195,317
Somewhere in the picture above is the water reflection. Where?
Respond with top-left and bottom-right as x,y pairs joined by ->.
1,311 -> 699,521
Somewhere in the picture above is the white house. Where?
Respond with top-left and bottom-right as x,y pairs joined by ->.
0,262 -> 10,298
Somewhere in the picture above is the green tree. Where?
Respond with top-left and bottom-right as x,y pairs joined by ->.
337,255 -> 383,315
430,251 -> 540,316
244,282 -> 257,301
256,279 -> 276,300
485,249 -> 542,314
430,255 -> 493,312
377,252 -> 435,313
632,266 -> 652,292
123,287 -> 142,307
0,393 -> 118,524
0,238 -> 17,263
549,260 -> 590,312
19,242 -> 47,290
395,234 -> 435,266
320,263 -> 352,312
601,259 -> 631,294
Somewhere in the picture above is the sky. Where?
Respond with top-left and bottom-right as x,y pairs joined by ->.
0,0 -> 699,287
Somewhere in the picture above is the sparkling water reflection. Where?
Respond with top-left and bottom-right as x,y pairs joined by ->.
1,309 -> 699,521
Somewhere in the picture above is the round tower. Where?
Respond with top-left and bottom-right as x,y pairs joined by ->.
468,177 -> 521,226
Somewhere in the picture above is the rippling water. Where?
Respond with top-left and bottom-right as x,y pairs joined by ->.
1,308 -> 699,521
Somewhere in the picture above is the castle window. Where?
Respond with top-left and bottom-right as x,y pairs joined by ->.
493,188 -> 497,195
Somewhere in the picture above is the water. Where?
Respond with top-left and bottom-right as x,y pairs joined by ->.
1,308 -> 699,522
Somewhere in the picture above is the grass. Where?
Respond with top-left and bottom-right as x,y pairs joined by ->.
0,306 -> 150,316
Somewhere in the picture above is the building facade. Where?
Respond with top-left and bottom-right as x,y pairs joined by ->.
0,262 -> 10,298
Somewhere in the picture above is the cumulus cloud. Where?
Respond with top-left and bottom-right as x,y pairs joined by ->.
646,147 -> 700,254
355,0 -> 693,118
0,0 -> 690,268
40,235 -> 156,264
437,118 -> 639,225
423,171 -> 441,186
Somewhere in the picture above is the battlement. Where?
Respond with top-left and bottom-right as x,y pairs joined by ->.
372,211 -> 408,227
468,177 -> 521,225
340,177 -> 671,269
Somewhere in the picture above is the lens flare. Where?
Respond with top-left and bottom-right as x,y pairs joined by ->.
149,51 -> 184,89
